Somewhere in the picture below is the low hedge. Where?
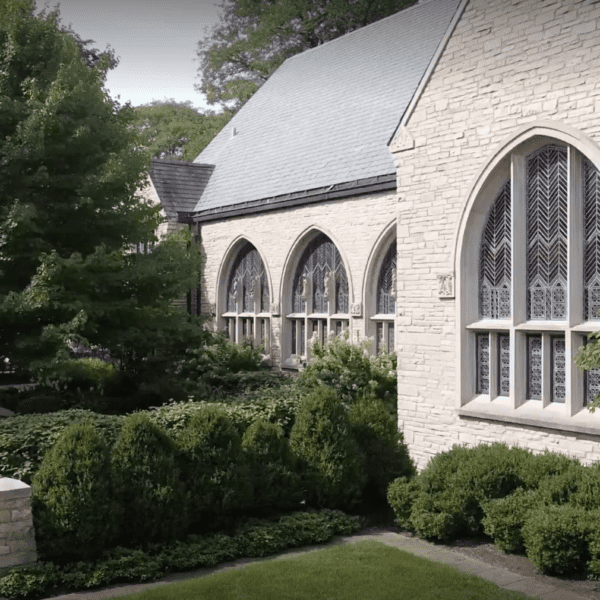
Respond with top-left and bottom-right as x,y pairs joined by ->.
0,510 -> 362,600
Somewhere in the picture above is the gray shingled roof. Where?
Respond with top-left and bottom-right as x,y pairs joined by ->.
192,0 -> 461,214
150,160 -> 214,220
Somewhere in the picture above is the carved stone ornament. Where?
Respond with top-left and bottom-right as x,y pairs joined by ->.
350,302 -> 362,317
300,275 -> 310,301
389,125 -> 415,153
438,273 -> 455,299
324,270 -> 335,302
271,302 -> 280,316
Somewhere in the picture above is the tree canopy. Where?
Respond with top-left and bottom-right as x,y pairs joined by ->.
0,0 -> 204,378
196,0 -> 418,110
132,100 -> 233,161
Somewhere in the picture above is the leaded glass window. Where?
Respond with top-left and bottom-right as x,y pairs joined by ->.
527,335 -> 542,399
552,337 -> 566,403
292,234 -> 349,314
224,242 -> 270,352
526,145 -> 568,320
476,333 -> 490,394
480,181 -> 511,319
377,242 -> 397,315
585,158 -> 600,320
498,334 -> 510,396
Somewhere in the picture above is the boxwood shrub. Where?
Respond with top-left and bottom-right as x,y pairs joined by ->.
31,422 -> 121,563
112,413 -> 188,547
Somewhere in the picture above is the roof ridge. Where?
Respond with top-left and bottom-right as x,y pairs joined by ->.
285,0 -> 446,62
152,159 -> 214,168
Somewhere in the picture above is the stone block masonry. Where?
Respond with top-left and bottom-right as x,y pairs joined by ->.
0,478 -> 37,571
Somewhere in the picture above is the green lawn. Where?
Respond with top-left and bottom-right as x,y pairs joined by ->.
118,541 -> 533,600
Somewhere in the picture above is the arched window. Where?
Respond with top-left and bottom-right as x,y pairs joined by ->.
222,242 -> 270,351
468,140 -> 600,413
373,241 -> 396,353
288,233 -> 349,359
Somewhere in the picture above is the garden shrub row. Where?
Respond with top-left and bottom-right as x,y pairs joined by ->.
30,386 -> 413,564
0,509 -> 362,600
386,442 -> 600,577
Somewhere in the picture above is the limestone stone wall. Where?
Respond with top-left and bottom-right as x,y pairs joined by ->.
394,0 -> 600,469
198,190 -> 398,366
0,478 -> 37,571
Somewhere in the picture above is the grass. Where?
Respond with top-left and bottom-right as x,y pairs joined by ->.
118,541 -> 533,600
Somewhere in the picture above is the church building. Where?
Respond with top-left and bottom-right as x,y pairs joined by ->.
146,0 -> 600,469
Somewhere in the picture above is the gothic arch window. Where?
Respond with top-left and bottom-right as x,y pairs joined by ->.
467,139 -> 600,417
287,233 -> 349,361
222,241 -> 270,352
372,241 -> 396,353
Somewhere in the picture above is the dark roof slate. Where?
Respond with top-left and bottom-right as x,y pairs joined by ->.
149,160 -> 214,221
192,0 -> 461,213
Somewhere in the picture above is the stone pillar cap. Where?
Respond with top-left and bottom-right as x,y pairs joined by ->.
0,478 -> 30,491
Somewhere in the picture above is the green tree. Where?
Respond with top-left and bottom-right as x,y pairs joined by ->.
0,1 -> 205,379
132,100 -> 233,161
196,0 -> 417,110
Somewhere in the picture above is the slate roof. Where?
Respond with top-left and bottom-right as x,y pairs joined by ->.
149,160 -> 214,221
192,0 -> 462,215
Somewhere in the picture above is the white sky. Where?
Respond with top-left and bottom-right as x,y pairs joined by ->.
35,0 -> 223,110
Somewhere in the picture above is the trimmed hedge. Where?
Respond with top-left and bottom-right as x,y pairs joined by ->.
0,510 -> 362,600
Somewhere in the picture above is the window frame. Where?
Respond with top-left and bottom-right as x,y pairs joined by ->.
459,134 -> 600,433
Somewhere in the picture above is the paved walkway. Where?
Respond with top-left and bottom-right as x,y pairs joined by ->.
42,529 -> 593,600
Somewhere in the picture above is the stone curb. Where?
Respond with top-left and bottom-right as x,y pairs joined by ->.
32,530 -> 594,600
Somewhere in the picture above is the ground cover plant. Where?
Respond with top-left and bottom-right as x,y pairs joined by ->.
114,541 -> 533,600
0,510 -> 361,599
387,442 -> 600,578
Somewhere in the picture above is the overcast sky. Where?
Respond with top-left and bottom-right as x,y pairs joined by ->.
36,0 -> 223,109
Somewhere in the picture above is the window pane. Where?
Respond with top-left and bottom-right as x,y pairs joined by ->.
227,242 -> 269,313
585,159 -> 600,320
377,242 -> 397,314
527,335 -> 542,399
376,322 -> 383,354
388,322 -> 395,352
526,145 -> 568,320
291,320 -> 297,355
498,334 -> 510,396
480,181 -> 511,319
551,337 -> 566,403
476,333 -> 490,394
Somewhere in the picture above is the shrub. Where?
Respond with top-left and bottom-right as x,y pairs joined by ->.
31,422 -> 121,562
481,488 -> 540,553
176,405 -> 251,531
348,394 -> 415,501
523,504 -> 593,575
387,477 -> 420,530
290,386 -> 367,509
296,335 -> 397,412
535,463 -> 586,506
569,462 -> 600,510
112,413 -> 188,546
585,515 -> 600,579
241,419 -> 302,514
517,450 -> 581,489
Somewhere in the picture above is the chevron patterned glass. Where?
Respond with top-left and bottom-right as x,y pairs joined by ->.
526,145 -> 568,320
584,158 -> 600,320
227,242 -> 269,313
292,233 -> 349,314
377,242 -> 397,314
479,181 -> 511,319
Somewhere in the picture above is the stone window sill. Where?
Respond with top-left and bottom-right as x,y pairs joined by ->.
458,397 -> 600,437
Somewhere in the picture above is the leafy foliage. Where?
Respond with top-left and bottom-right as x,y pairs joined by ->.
31,423 -> 121,563
197,0 -> 417,110
290,386 -> 366,509
132,100 -> 233,161
112,413 -> 188,546
0,510 -> 361,599
575,331 -> 600,411
297,335 -> 397,412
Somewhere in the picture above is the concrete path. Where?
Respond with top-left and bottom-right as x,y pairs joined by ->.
41,529 -> 593,600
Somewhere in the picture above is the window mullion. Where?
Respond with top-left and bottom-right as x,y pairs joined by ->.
512,154 -> 527,326
568,147 -> 584,327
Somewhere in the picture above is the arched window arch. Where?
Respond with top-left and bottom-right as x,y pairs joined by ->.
373,240 -> 396,354
287,233 -> 350,361
465,137 -> 600,417
222,241 -> 270,351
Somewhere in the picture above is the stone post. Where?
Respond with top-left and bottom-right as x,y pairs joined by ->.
0,478 -> 37,571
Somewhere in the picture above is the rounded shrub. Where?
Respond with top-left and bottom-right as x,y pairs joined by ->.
569,462 -> 600,510
387,476 -> 420,530
523,504 -> 593,575
176,405 -> 251,531
481,488 -> 540,553
348,394 -> 415,501
241,419 -> 302,514
289,386 -> 367,509
112,413 -> 188,547
518,450 -> 581,489
32,422 -> 120,563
